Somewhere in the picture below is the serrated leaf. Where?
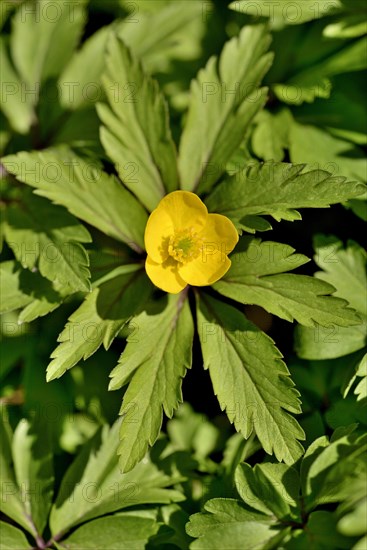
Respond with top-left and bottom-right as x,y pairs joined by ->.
10,0 -> 86,89
230,0 -> 342,26
0,37 -> 34,134
0,260 -> 64,322
56,513 -> 160,550
0,522 -> 31,550
4,193 -> 91,292
215,273 -> 360,328
50,421 -> 183,535
196,293 -> 304,464
187,498 -> 285,550
98,35 -> 178,211
206,162 -> 366,225
47,267 -> 150,381
228,237 -> 310,275
109,292 -> 194,472
2,149 -> 148,252
11,418 -> 54,536
178,25 -> 273,194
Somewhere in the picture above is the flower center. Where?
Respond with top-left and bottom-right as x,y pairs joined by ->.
168,228 -> 203,264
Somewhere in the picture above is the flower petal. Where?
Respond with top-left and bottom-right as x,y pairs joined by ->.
158,191 -> 208,231
178,254 -> 232,286
144,208 -> 174,263
145,256 -> 187,294
200,213 -> 239,254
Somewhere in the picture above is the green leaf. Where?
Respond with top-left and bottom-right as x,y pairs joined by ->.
0,522 -> 31,550
178,25 -> 273,194
230,0 -> 342,26
353,355 -> 367,401
117,0 -> 204,72
10,0 -> 86,89
214,237 -> 360,328
0,37 -> 34,134
98,35 -> 178,211
50,421 -> 183,535
295,236 -> 366,358
0,409 -> 32,535
0,261 -> 64,323
47,267 -> 150,381
206,162 -> 366,225
285,511 -> 353,549
235,462 -> 300,520
227,237 -> 310,275
109,292 -> 194,472
88,245 -> 136,286
338,498 -> 367,537
312,236 -> 366,316
295,323 -> 366,360
295,76 -> 366,146
252,109 -> 291,161
289,123 -> 367,184
346,198 -> 367,221
276,37 -> 367,105
166,403 -> 220,459
324,14 -> 367,38
187,498 -> 286,550
12,418 -> 54,536
55,512 -> 160,550
196,293 -> 304,464
159,503 -> 192,549
216,273 -> 360,328
2,149 -> 148,252
301,432 -> 367,510
4,193 -> 91,293
58,26 -> 110,110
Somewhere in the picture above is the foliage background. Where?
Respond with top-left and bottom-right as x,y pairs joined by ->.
0,0 -> 366,548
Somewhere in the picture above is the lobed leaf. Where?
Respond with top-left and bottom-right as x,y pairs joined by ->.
4,192 -> 91,293
196,293 -> 305,464
178,24 -> 273,194
98,35 -> 178,211
3,149 -> 148,252
47,267 -> 151,381
206,162 -> 366,225
0,260 -> 65,323
109,292 -> 194,472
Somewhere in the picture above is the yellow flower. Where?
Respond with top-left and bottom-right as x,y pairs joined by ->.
144,191 -> 239,293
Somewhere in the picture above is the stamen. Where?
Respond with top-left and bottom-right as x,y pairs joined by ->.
168,227 -> 203,263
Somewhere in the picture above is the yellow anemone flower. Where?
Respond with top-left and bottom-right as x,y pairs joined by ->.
144,191 -> 239,293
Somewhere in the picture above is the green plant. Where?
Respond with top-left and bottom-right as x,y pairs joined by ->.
1,1 -> 366,548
